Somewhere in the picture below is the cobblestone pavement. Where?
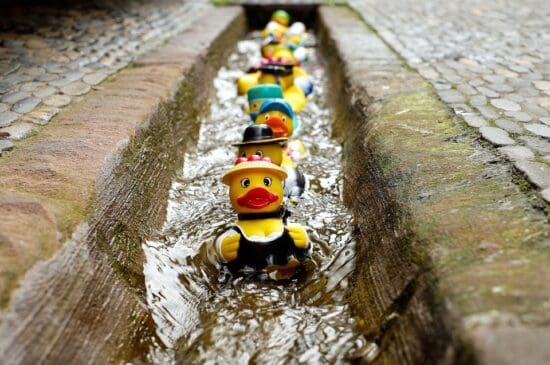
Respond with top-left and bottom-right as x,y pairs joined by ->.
349,0 -> 550,202
0,0 -> 207,155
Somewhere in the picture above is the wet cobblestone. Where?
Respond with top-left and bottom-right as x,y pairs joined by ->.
350,0 -> 550,200
0,0 -> 206,147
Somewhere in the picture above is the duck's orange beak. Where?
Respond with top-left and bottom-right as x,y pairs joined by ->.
265,116 -> 289,137
237,187 -> 278,209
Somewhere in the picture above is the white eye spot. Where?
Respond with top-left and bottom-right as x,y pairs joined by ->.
264,114 -> 270,120
263,177 -> 272,186
282,116 -> 287,122
240,178 -> 250,188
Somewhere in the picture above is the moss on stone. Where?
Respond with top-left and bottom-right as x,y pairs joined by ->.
366,88 -> 550,326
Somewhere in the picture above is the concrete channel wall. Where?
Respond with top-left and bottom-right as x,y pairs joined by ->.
318,5 -> 549,365
0,6 -> 245,364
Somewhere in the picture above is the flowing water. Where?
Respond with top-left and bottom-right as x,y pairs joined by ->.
143,34 -> 370,364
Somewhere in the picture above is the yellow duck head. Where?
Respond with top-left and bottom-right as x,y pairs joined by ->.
223,155 -> 287,214
261,40 -> 287,59
254,99 -> 297,138
233,125 -> 287,166
261,21 -> 287,39
271,47 -> 296,65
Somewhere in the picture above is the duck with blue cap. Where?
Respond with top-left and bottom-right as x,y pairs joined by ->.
254,99 -> 308,161
254,98 -> 298,137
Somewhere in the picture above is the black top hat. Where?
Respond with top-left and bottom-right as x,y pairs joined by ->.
259,63 -> 294,76
232,125 -> 288,146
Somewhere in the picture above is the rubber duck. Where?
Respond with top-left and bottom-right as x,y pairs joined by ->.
247,84 -> 283,122
261,21 -> 287,40
269,47 -> 314,98
215,155 -> 311,279
260,37 -> 287,59
254,98 -> 297,137
255,99 -> 308,162
237,51 -> 313,112
271,10 -> 290,27
233,125 -> 306,197
285,22 -> 309,63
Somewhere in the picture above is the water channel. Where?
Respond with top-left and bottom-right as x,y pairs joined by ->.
142,33 -> 371,364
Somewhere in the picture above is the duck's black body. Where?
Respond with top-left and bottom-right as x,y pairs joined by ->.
226,225 -> 310,274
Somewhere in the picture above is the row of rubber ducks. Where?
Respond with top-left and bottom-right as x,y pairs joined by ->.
211,10 -> 315,280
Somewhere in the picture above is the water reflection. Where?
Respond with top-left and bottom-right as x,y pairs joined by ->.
143,34 -> 367,364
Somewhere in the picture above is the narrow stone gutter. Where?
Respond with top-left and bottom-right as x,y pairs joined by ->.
317,5 -> 549,365
0,6 -> 245,364
0,3 -> 547,364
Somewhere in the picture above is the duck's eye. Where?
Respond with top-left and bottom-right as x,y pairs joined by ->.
282,116 -> 287,122
264,114 -> 270,120
263,177 -> 272,187
240,178 -> 250,188
255,150 -> 263,157
240,152 -> 247,157
252,103 -> 257,108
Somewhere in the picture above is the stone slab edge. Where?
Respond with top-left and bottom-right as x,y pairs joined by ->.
0,5 -> 245,364
318,5 -> 549,365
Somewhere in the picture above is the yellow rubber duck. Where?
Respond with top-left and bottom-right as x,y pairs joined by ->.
261,21 -> 287,40
271,9 -> 290,27
215,155 -> 310,280
254,99 -> 308,162
254,98 -> 296,136
237,49 -> 313,112
260,10 -> 290,39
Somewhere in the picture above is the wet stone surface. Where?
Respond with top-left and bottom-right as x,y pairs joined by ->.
350,0 -> 550,198
143,37 -> 368,364
0,0 -> 207,146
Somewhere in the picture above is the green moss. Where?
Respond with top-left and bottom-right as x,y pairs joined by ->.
367,83 -> 549,324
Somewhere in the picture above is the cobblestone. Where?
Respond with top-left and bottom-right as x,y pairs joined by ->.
480,126 -> 516,146
505,111 -> 531,122
0,139 -> 14,155
21,106 -> 59,126
498,146 -> 535,161
0,0 -> 207,155
519,136 -> 550,154
12,97 -> 41,114
83,72 -> 108,86
60,81 -> 90,96
43,95 -> 71,108
438,89 -> 466,104
463,114 -> 488,128
0,111 -> 19,127
495,119 -> 523,134
350,0 -> 550,195
490,98 -> 521,112
514,160 -> 550,189
524,123 -> 550,138
0,122 -> 34,141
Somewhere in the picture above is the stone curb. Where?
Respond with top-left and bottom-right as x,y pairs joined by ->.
318,5 -> 549,365
0,5 -> 245,364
